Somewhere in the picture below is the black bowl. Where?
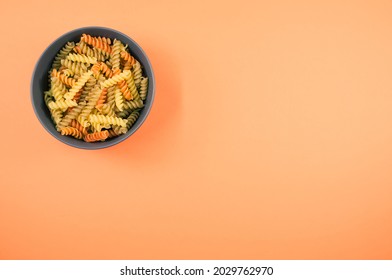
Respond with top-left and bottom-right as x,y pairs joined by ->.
31,26 -> 155,149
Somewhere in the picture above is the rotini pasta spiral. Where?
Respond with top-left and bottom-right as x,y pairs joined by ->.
74,41 -> 107,61
79,76 -> 96,103
123,61 -> 132,71
51,109 -> 63,126
91,122 -> 103,132
72,88 -> 83,103
113,109 -> 140,134
101,36 -> 111,45
51,42 -> 75,70
112,68 -> 121,76
120,51 -> 136,66
120,43 -> 128,52
132,61 -> 142,88
64,70 -> 93,100
88,114 -> 128,128
105,60 -> 113,68
60,59 -> 88,75
45,91 -> 63,125
84,131 -> 109,142
60,68 -> 75,77
106,86 -> 116,107
139,77 -> 148,101
70,119 -> 88,135
57,101 -> 86,129
48,99 -> 78,111
51,76 -> 67,101
126,72 -> 139,101
66,53 -> 97,65
44,90 -> 53,105
100,62 -> 114,77
110,39 -> 121,70
81,34 -> 112,56
60,127 -> 83,139
107,129 -> 120,138
100,70 -> 131,88
112,125 -> 127,135
117,80 -> 132,100
101,103 -> 116,117
114,88 -> 124,111
115,109 -> 131,119
125,109 -> 140,130
92,62 -> 114,78
123,99 -> 144,110
51,69 -> 76,87
95,88 -> 108,110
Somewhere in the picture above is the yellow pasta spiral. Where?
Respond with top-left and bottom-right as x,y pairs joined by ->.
100,70 -> 132,88
110,39 -> 122,70
60,59 -> 88,75
132,61 -> 142,88
64,70 -> 93,100
51,42 -> 75,70
88,114 -> 128,128
51,76 -> 67,101
51,109 -> 63,126
44,91 -> 53,105
101,103 -> 116,117
66,53 -> 97,65
57,101 -> 86,129
125,72 -> 139,101
81,34 -> 112,56
45,91 -> 63,125
74,41 -> 107,61
48,99 -> 78,111
114,88 -> 124,111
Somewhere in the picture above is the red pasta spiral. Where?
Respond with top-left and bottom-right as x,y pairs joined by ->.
117,80 -> 132,100
91,62 -> 101,74
73,88 -> 83,103
51,69 -> 76,87
81,34 -> 112,54
73,45 -> 83,54
84,131 -> 109,142
70,120 -> 88,135
120,51 -> 136,66
100,62 -> 114,77
60,127 -> 83,139
95,88 -> 108,110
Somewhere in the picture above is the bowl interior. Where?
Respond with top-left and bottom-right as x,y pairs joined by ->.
31,27 -> 154,149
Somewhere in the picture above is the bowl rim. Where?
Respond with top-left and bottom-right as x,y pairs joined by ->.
30,26 -> 155,150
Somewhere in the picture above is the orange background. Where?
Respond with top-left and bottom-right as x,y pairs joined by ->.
1,0 -> 392,259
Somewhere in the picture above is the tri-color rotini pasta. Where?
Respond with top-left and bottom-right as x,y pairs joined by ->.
46,34 -> 149,142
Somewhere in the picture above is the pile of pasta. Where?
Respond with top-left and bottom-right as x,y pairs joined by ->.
44,34 -> 148,142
